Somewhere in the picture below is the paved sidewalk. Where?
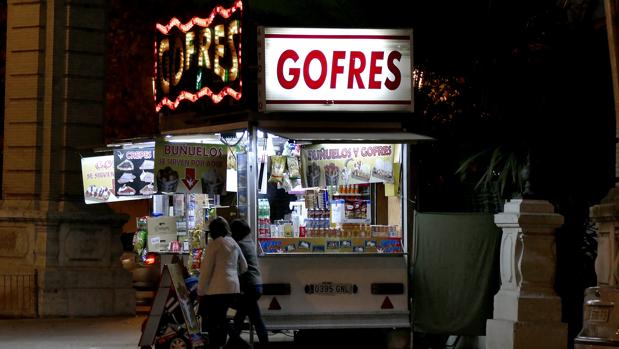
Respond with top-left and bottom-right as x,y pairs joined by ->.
0,315 -> 296,349
0,315 -> 406,348
0,315 -> 145,349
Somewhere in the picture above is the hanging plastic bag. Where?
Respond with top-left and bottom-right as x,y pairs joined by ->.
287,156 -> 301,179
268,155 -> 286,183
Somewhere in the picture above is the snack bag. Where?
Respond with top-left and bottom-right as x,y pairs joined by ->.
282,173 -> 293,192
134,229 -> 147,260
268,155 -> 286,183
189,249 -> 203,275
190,229 -> 203,249
287,156 -> 301,179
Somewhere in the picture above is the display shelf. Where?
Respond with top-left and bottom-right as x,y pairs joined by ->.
258,252 -> 407,257
258,236 -> 403,254
288,189 -> 307,195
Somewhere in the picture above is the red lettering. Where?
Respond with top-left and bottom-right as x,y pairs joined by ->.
385,51 -> 402,90
276,49 -> 404,91
304,50 -> 327,89
368,51 -> 384,89
277,49 -> 300,89
348,51 -> 366,89
330,51 -> 346,88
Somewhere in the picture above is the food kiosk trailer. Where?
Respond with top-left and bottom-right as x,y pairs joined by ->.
250,26 -> 424,330
153,19 -> 429,333
151,124 -> 430,333
88,3 -> 431,341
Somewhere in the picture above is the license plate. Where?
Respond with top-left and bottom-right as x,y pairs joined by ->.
305,282 -> 357,295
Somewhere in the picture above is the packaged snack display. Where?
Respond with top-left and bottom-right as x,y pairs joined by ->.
134,216 -> 149,261
188,248 -> 202,276
257,140 -> 403,255
287,156 -> 301,179
268,155 -> 286,183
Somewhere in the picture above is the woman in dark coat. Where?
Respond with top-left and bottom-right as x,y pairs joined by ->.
229,218 -> 269,345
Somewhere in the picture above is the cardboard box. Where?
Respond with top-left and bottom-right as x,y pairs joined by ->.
147,216 -> 178,252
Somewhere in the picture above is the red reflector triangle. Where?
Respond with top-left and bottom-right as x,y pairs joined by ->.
381,296 -> 394,309
269,297 -> 281,310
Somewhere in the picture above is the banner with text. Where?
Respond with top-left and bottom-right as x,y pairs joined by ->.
154,140 -> 227,195
82,155 -> 148,204
301,144 -> 395,187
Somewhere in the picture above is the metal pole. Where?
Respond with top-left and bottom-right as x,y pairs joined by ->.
604,0 -> 619,184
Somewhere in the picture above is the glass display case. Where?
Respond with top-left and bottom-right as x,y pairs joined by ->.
255,133 -> 404,255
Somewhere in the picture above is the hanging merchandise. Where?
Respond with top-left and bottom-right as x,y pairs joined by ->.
187,225 -> 204,276
268,155 -> 286,183
134,216 -> 149,261
281,173 -> 293,192
287,156 -> 301,179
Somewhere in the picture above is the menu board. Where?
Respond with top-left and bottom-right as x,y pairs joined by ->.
113,148 -> 156,197
81,155 -> 146,204
301,144 -> 395,187
154,140 -> 227,195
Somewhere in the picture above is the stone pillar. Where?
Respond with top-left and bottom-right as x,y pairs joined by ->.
2,0 -> 134,316
590,187 -> 619,286
486,199 -> 567,349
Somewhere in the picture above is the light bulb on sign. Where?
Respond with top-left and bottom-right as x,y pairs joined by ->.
154,0 -> 244,112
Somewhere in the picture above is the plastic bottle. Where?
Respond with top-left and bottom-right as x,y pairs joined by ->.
331,199 -> 344,225
291,208 -> 300,237
264,199 -> 271,223
258,199 -> 270,238
258,199 -> 264,237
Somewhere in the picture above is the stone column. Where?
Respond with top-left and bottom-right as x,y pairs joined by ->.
486,199 -> 567,349
2,0 -> 134,316
590,188 -> 619,286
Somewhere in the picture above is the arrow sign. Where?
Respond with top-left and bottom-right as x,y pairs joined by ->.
182,168 -> 199,190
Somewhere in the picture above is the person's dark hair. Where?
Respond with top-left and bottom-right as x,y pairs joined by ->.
230,218 -> 251,241
209,216 -> 231,239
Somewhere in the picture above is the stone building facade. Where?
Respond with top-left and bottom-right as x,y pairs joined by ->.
2,0 -> 133,317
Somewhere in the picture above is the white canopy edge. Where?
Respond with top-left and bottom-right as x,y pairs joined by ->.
265,131 -> 435,144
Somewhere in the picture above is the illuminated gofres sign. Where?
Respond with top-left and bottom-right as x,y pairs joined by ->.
258,27 -> 413,112
154,0 -> 243,112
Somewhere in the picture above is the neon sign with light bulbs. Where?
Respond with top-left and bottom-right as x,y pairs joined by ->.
154,0 -> 243,112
